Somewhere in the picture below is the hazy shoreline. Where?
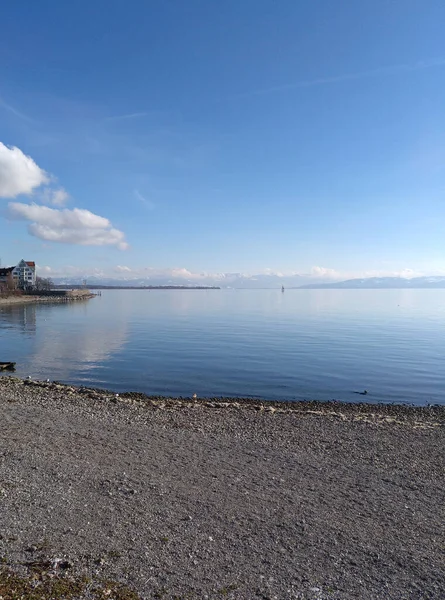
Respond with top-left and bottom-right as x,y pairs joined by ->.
1,376 -> 443,599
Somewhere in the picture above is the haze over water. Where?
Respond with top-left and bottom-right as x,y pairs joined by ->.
1,289 -> 445,406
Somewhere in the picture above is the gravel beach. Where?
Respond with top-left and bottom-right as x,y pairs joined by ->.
0,377 -> 444,599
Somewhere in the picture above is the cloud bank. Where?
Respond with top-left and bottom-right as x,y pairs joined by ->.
35,264 -> 430,288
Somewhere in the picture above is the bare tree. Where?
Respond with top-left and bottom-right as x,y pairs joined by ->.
0,273 -> 20,297
35,277 -> 54,291
6,273 -> 17,291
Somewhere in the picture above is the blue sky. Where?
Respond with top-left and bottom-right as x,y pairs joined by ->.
1,0 -> 445,281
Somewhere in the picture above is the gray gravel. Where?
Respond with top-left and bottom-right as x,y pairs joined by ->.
0,377 -> 444,599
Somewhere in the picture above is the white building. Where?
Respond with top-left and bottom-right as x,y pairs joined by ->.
0,259 -> 36,290
13,259 -> 36,289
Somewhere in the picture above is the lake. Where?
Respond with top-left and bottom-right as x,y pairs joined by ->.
1,289 -> 445,405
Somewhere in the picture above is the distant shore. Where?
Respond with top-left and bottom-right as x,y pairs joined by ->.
0,376 -> 443,599
0,290 -> 95,306
57,285 -> 221,290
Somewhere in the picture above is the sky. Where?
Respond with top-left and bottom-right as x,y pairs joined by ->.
1,0 -> 445,282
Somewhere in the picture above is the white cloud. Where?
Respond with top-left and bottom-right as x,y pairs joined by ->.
0,141 -> 129,248
310,266 -> 342,279
113,265 -> 204,278
28,224 -> 128,249
37,265 -> 108,278
170,267 -> 199,278
390,268 -> 417,279
0,142 -> 49,198
40,187 -> 70,206
36,265 -> 53,275
8,202 -> 110,228
7,202 -> 129,250
262,268 -> 284,277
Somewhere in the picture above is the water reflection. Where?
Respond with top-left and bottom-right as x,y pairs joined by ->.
1,298 -> 128,382
0,304 -> 37,335
29,321 -> 128,381
2,290 -> 445,405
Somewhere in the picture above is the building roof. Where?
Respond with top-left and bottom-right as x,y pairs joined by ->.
0,267 -> 14,276
26,262 -> 35,268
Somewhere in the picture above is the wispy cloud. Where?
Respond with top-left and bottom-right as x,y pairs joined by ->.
104,112 -> 148,122
40,187 -> 70,206
241,57 -> 445,97
134,189 -> 155,210
0,96 -> 35,123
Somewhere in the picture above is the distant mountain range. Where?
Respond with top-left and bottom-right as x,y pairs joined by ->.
51,274 -> 445,290
54,284 -> 220,290
52,272 -> 316,289
299,276 -> 445,289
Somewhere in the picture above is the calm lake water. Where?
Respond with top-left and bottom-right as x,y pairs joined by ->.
1,289 -> 445,405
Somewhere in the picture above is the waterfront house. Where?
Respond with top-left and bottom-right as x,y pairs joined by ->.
13,260 -> 36,289
0,260 -> 36,290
